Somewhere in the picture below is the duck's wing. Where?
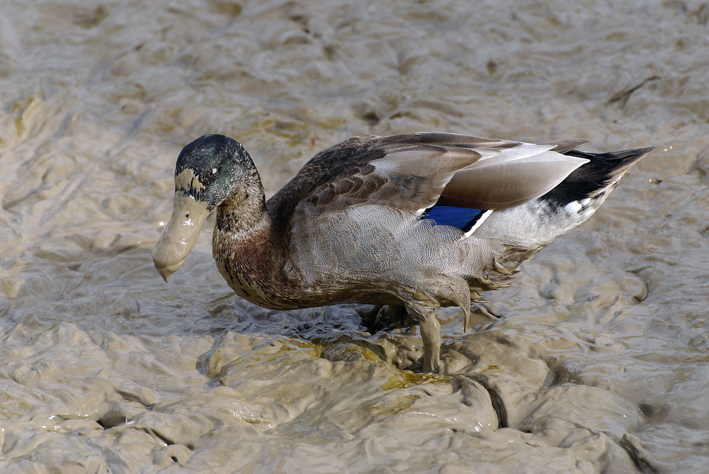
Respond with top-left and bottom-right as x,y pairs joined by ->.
438,138 -> 591,210
268,133 -> 588,223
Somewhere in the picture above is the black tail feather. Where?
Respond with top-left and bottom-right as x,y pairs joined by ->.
544,147 -> 653,207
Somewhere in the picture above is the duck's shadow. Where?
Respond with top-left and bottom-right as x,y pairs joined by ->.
205,295 -> 393,343
203,292 -> 500,373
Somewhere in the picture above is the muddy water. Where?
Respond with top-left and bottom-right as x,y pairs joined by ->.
1,0 -> 708,472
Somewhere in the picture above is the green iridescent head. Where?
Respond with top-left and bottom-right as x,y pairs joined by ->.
174,134 -> 255,211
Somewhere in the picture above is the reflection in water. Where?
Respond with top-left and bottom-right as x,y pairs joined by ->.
1,0 -> 708,472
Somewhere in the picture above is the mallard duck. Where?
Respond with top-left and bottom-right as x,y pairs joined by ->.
152,133 -> 652,373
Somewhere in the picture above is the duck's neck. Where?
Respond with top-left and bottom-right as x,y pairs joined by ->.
215,171 -> 268,235
213,173 -> 301,308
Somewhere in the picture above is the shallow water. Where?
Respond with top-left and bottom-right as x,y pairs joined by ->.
1,0 -> 709,472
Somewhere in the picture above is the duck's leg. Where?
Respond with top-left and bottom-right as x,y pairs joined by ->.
420,311 -> 441,373
406,302 -> 441,373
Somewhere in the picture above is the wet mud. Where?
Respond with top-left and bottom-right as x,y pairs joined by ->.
1,0 -> 709,472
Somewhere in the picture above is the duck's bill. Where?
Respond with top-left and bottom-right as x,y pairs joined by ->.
152,193 -> 210,283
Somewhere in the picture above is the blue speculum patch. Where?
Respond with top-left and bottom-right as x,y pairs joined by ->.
422,206 -> 485,232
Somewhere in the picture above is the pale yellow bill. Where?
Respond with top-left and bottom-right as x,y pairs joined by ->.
152,193 -> 210,282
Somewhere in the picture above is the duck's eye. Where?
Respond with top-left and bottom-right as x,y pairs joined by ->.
211,168 -> 218,175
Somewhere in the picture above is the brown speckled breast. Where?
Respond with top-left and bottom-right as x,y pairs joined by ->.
212,223 -> 304,310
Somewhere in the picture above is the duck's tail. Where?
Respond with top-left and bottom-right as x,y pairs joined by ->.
541,146 -> 654,226
464,145 -> 652,296
474,145 -> 653,262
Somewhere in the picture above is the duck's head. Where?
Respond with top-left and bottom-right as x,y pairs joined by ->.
152,134 -> 254,282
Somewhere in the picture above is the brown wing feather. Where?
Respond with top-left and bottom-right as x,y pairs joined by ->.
543,138 -> 590,154
267,133 -> 588,228
439,154 -> 589,209
268,133 -> 515,225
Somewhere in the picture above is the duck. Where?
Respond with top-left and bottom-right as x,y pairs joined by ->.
152,132 -> 652,373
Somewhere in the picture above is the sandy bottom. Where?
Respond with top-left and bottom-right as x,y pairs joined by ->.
1,0 -> 709,472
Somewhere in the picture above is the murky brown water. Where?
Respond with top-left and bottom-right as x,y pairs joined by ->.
1,0 -> 708,472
